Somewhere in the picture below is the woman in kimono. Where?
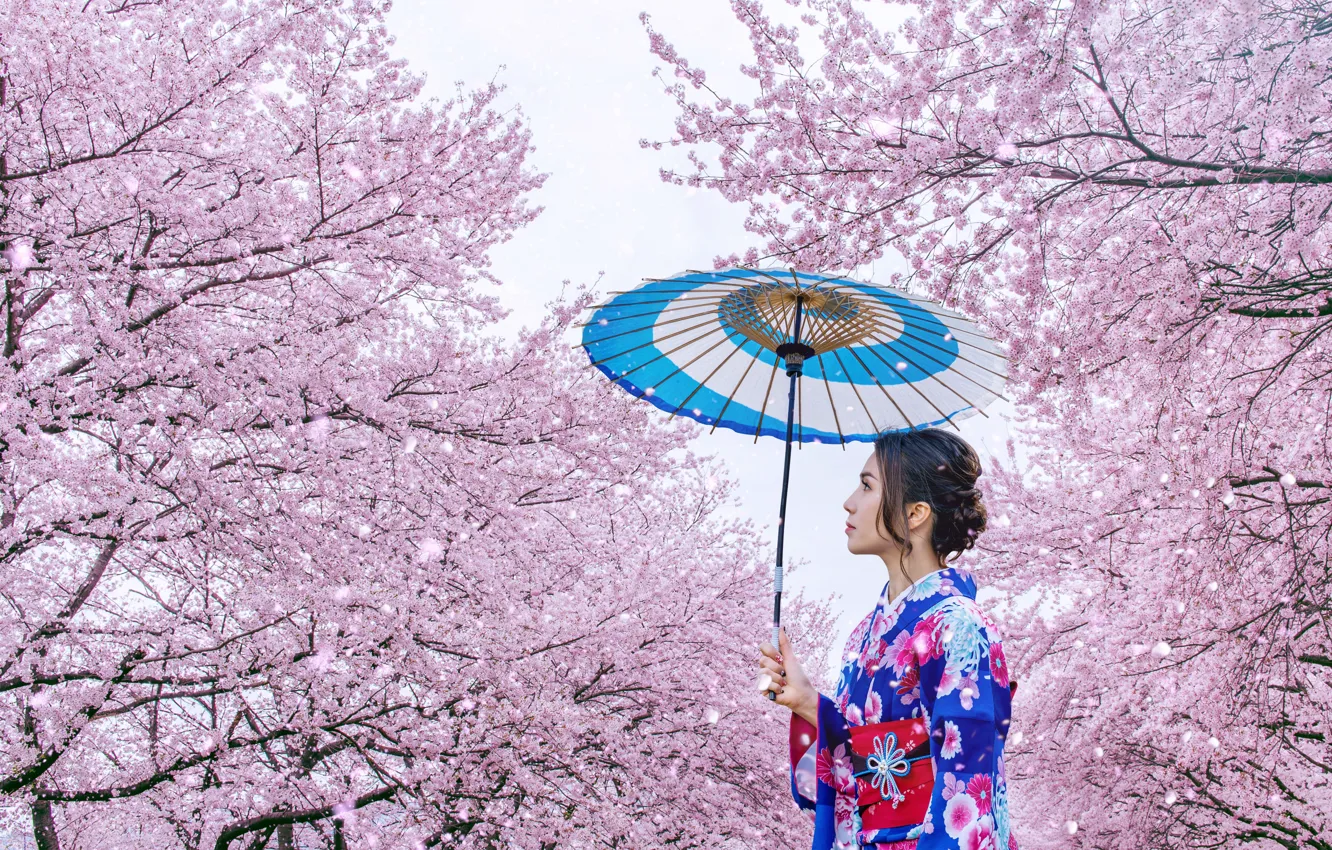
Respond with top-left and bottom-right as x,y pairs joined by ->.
758,427 -> 1018,850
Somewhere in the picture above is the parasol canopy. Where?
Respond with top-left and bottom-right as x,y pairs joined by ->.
578,267 -> 1007,443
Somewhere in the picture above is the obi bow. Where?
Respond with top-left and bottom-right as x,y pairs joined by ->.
855,731 -> 917,806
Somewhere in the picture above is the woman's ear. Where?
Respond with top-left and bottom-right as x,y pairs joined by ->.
907,501 -> 932,532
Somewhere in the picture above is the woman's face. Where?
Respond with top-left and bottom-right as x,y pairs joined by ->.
842,450 -> 931,556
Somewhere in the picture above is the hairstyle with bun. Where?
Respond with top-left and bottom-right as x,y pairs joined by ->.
871,426 -> 988,583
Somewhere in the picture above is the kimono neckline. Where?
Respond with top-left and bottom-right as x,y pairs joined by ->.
881,563 -> 975,609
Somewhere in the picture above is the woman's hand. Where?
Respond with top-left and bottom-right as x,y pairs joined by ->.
758,627 -> 819,726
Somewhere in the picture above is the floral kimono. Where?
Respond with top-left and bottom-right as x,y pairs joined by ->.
788,565 -> 1018,850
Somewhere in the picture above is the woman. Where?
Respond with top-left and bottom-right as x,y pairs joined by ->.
758,427 -> 1018,850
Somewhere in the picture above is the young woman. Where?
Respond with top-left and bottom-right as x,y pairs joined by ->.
758,427 -> 1019,850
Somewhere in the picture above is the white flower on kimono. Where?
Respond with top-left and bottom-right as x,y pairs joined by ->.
844,702 -> 864,725
943,789 -> 980,839
916,569 -> 958,600
961,813 -> 997,850
941,771 -> 967,801
940,720 -> 963,758
865,689 -> 883,723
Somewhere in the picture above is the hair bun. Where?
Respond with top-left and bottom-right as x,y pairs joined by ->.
957,491 -> 987,537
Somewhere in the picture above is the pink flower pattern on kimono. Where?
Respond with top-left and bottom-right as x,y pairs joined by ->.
816,743 -> 857,796
943,792 -> 978,838
941,771 -> 968,801
962,816 -> 997,850
786,566 -> 1018,850
989,641 -> 1010,687
861,610 -> 893,670
847,609 -> 874,649
895,665 -> 920,705
940,720 -> 962,758
967,775 -> 994,816
888,629 -> 915,675
834,791 -> 861,847
865,689 -> 883,724
957,673 -> 981,711
837,686 -> 853,715
910,616 -> 944,663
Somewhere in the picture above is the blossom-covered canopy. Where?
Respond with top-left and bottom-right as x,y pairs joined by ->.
789,566 -> 1018,849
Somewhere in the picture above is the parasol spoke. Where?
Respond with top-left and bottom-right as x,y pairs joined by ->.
817,354 -> 850,447
752,355 -> 783,445
571,296 -> 730,329
576,303 -> 731,350
656,328 -> 758,422
710,340 -> 766,437
851,337 -> 982,427
585,313 -> 736,373
827,348 -> 883,436
858,326 -> 1010,404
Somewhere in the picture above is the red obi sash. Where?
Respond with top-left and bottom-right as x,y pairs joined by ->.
847,717 -> 933,832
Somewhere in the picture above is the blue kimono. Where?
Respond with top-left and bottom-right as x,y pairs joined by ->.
788,565 -> 1019,850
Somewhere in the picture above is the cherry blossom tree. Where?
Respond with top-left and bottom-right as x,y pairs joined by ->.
644,0 -> 1332,847
0,1 -> 833,848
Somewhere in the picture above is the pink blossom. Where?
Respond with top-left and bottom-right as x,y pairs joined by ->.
2,239 -> 35,273
943,790 -> 979,839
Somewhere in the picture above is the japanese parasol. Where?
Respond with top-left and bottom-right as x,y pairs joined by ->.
574,267 -> 1009,696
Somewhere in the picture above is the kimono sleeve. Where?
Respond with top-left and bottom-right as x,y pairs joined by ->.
788,693 -> 859,849
908,599 -> 1002,850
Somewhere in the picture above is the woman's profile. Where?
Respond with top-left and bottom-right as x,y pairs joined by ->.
758,427 -> 1018,850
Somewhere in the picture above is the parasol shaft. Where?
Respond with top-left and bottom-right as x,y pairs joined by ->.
770,297 -> 806,697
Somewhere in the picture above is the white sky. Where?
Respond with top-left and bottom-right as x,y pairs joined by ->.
386,1 -> 1024,677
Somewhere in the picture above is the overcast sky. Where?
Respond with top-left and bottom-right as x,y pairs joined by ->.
385,1 -> 1025,676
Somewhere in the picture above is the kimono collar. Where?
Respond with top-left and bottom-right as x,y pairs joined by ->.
880,564 -> 976,616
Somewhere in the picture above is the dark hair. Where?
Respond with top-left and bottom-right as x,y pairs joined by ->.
871,426 -> 988,582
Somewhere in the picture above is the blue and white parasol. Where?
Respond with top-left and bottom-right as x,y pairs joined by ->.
575,267 -> 1009,688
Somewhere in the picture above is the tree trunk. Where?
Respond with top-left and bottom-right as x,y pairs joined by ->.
32,800 -> 60,850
